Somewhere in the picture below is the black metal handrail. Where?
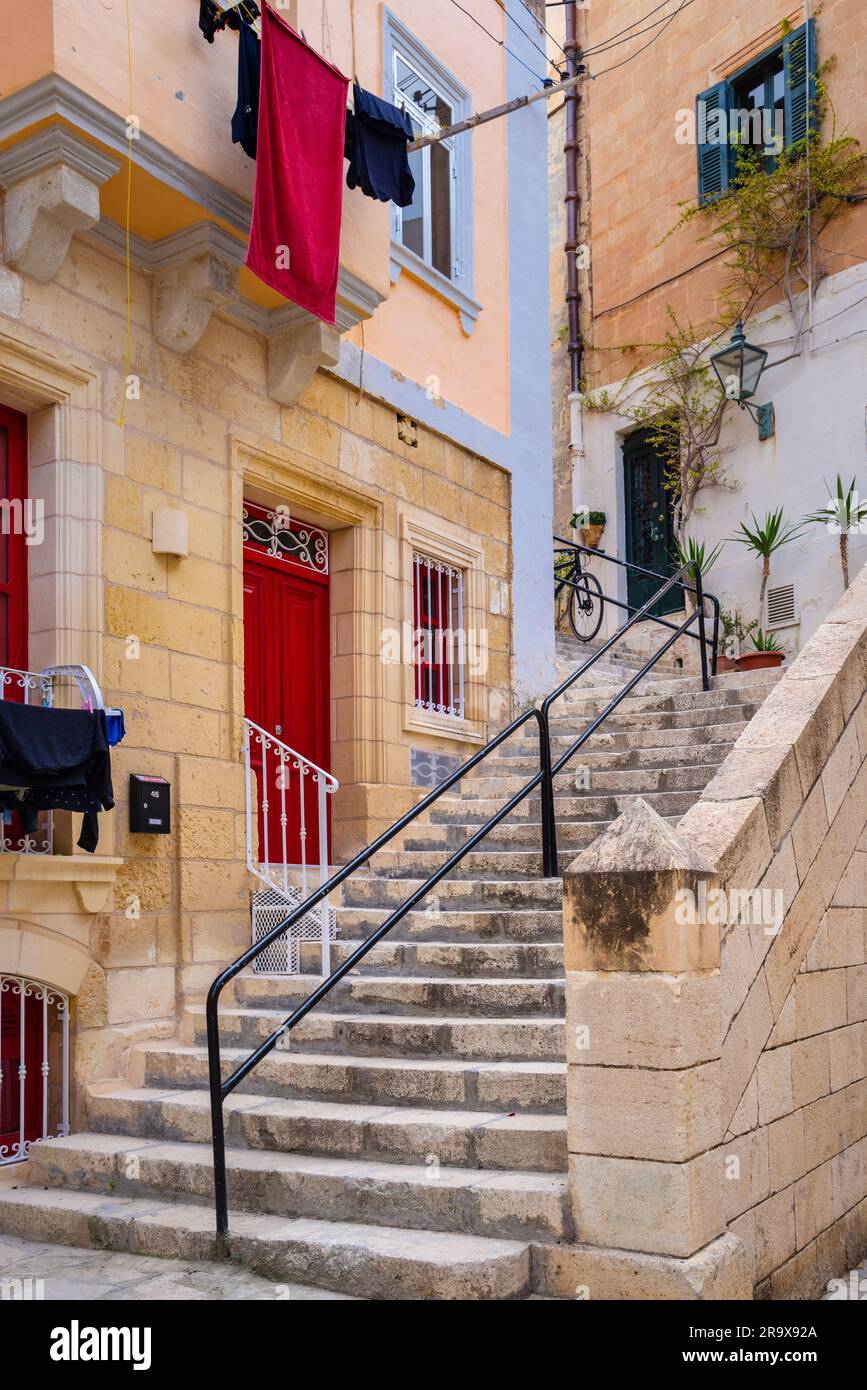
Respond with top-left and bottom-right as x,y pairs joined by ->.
554,534 -> 721,667
206,556 -> 718,1237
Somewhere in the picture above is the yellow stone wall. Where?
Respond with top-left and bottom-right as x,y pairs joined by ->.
1,232 -> 513,1085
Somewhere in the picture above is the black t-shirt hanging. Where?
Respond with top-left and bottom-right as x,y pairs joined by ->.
345,83 -> 416,208
232,19 -> 261,160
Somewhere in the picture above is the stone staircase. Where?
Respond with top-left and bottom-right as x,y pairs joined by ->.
0,647 -> 783,1299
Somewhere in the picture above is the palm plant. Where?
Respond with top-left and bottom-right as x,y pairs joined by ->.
803,475 -> 867,590
751,627 -> 783,653
730,508 -> 805,628
673,535 -> 725,612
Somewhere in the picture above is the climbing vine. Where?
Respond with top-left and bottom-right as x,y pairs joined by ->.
586,28 -> 867,544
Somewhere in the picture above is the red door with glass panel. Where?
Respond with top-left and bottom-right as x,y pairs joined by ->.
243,503 -> 330,868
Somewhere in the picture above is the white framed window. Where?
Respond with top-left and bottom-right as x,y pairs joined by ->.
383,8 -> 480,334
393,53 -> 458,282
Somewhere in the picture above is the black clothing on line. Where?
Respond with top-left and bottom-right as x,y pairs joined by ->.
232,19 -> 261,160
0,703 -> 114,853
345,83 -> 416,208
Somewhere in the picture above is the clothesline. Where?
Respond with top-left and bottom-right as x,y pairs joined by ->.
408,70 -> 584,152
208,1 -> 585,151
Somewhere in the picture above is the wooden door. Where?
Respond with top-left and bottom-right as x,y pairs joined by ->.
243,528 -> 330,868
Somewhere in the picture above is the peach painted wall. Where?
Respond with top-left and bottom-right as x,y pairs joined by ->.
581,0 -> 867,382
5,0 -> 511,435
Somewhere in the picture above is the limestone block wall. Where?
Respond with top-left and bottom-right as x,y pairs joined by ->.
0,232 -> 513,1086
559,561 -> 867,1300
678,562 -> 867,1298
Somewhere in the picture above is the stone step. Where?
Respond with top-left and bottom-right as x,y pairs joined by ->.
362,849 -> 559,881
340,876 -> 562,911
485,743 -> 732,774
501,717 -> 750,756
428,789 -> 696,826
140,1042 -> 567,1112
455,762 -> 718,798
361,846 -> 654,880
28,1134 -> 571,1244
407,809 -> 690,848
234,973 -> 565,1018
332,906 -> 563,944
547,701 -> 761,733
0,1186 -> 532,1300
401,820 -> 612,853
554,677 -> 780,719
297,938 -> 564,977
86,1085 -> 568,1172
189,1006 -> 566,1061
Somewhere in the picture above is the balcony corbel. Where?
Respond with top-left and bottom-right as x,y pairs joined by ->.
154,248 -> 239,354
0,128 -> 119,284
267,315 -> 341,406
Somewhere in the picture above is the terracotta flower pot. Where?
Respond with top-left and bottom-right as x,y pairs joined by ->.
580,524 -> 605,550
715,654 -> 738,673
735,650 -> 785,671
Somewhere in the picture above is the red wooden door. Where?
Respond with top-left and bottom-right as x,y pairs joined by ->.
0,985 -> 41,1157
243,532 -> 330,868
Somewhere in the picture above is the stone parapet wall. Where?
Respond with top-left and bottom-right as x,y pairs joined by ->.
558,561 -> 867,1300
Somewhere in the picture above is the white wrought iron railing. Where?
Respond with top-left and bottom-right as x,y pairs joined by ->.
243,719 -> 339,975
0,974 -> 70,1166
0,664 -> 104,855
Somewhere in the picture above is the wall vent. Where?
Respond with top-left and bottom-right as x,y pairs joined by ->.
766,580 -> 800,629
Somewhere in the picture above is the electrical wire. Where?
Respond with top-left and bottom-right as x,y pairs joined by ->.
498,0 -> 568,64
446,0 -> 554,85
590,0 -> 694,73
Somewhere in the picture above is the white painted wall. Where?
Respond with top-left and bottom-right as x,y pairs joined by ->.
576,261 -> 867,655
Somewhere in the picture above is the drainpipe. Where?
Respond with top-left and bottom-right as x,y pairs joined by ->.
563,1 -> 586,516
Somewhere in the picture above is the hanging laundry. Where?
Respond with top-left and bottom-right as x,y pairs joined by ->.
199,1 -> 260,43
345,84 -> 416,208
0,703 -> 114,853
231,19 -> 261,159
199,0 -> 227,43
245,4 -> 349,324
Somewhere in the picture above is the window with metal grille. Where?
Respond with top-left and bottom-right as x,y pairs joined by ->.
413,552 -> 464,719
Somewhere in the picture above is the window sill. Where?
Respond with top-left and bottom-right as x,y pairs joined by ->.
389,241 -> 482,336
406,705 -> 486,745
0,853 -> 122,915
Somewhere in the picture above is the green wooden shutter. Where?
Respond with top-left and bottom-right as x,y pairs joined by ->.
696,82 -> 732,204
783,18 -> 817,150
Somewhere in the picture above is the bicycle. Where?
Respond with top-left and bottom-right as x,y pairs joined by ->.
554,545 -> 605,642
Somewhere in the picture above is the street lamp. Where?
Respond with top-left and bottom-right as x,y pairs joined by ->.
710,321 -> 775,440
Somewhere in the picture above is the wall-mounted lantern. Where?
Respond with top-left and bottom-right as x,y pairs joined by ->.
710,321 -> 775,441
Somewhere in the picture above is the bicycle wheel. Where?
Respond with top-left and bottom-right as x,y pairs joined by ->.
569,571 -> 604,642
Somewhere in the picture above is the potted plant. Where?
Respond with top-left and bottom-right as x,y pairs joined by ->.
802,474 -> 867,591
673,535 -> 724,614
716,607 -> 756,672
736,627 -> 786,671
730,507 -> 805,630
571,509 -> 606,549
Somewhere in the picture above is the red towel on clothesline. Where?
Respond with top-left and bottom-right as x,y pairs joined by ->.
245,3 -> 349,324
